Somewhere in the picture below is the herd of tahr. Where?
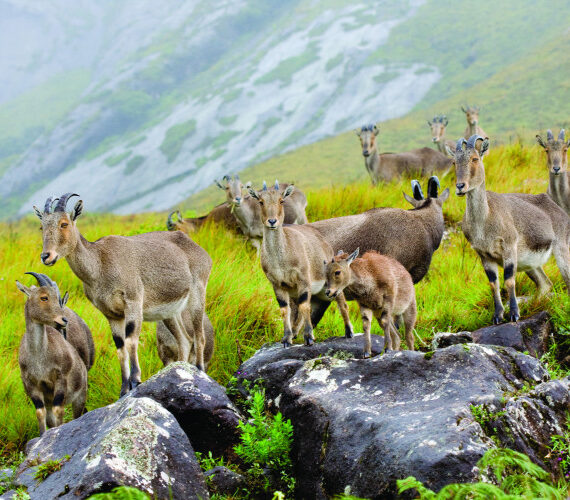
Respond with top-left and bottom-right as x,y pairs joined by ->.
15,106 -> 570,436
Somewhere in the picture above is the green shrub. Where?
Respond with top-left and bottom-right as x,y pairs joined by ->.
33,455 -> 70,483
87,486 -> 150,499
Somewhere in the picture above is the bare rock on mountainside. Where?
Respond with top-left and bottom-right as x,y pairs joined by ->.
15,397 -> 208,500
233,339 -> 568,498
130,362 -> 243,456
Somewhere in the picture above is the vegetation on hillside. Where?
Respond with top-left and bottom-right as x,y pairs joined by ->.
1,142 -> 569,464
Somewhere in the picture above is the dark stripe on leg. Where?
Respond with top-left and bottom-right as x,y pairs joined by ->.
53,393 -> 64,407
297,292 -> 309,304
277,297 -> 287,308
504,264 -> 514,280
113,335 -> 125,349
485,269 -> 497,282
125,321 -> 135,337
31,397 -> 44,409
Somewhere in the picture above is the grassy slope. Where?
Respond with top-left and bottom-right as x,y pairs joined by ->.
1,142 -> 569,457
180,12 -> 570,214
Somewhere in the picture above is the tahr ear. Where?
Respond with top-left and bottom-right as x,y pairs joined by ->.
245,181 -> 252,189
347,248 -> 359,265
61,291 -> 69,308
248,188 -> 260,200
427,120 -> 432,126
461,106 -> 467,113
214,179 -> 225,189
479,138 -> 490,157
536,135 -> 547,149
445,144 -> 455,157
354,128 -> 362,136
33,206 -> 43,220
71,200 -> 83,221
438,188 -> 450,203
282,185 -> 295,199
16,281 -> 31,297
373,124 -> 380,136
403,192 -> 421,208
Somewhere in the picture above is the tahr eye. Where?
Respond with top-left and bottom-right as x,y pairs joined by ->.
334,270 -> 341,276
279,199 -> 285,204
40,296 -> 48,302
61,223 -> 68,228
259,201 -> 264,206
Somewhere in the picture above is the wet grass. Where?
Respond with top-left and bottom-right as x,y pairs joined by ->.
0,142 -> 568,461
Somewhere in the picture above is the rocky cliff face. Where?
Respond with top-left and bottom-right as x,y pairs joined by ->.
0,0 -> 436,216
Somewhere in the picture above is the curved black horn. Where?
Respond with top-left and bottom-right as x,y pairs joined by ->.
167,211 -> 176,230
427,176 -> 440,198
43,196 -> 56,214
466,135 -> 484,148
456,138 -> 467,151
25,271 -> 54,288
547,129 -> 554,141
222,175 -> 231,182
411,180 -> 424,200
559,129 -> 565,141
54,193 -> 79,213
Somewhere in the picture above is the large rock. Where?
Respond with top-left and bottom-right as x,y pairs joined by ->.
130,362 -> 243,455
471,311 -> 551,357
234,334 -> 385,401
236,342 -> 565,498
15,397 -> 208,499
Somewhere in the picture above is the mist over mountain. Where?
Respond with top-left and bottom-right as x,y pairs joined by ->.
0,0 -> 569,217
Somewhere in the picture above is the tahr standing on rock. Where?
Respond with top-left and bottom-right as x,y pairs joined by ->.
248,181 -> 354,347
34,193 -> 212,398
447,135 -> 570,324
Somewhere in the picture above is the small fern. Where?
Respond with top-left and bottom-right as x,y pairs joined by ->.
397,448 -> 569,499
87,486 -> 151,499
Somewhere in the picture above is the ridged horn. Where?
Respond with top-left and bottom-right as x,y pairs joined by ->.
54,193 -> 79,213
466,135 -> 484,148
262,181 -> 267,191
167,211 -> 176,230
274,179 -> 279,190
456,138 -> 467,151
547,129 -> 554,141
44,196 -> 56,214
411,180 -> 424,200
559,129 -> 565,141
26,272 -> 63,307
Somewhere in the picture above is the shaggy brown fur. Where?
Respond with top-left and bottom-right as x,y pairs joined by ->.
461,106 -> 488,140
450,135 -> 570,324
167,203 -> 239,234
34,193 -> 212,398
536,129 -> 570,215
156,312 -> 215,369
356,124 -> 451,184
17,273 -> 88,435
248,183 -> 353,347
325,250 -> 416,357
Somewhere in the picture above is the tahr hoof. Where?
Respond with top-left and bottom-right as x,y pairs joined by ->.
345,329 -> 354,339
492,315 -> 503,325
304,337 -> 314,346
362,351 -> 371,359
282,340 -> 292,348
510,311 -> 519,322
129,380 -> 140,390
196,364 -> 205,371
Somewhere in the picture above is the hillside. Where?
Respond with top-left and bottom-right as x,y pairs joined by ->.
1,142 -> 569,458
1,0 -> 570,219
181,30 -> 570,213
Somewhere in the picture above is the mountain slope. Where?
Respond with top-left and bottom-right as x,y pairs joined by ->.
181,30 -> 570,212
1,0 -> 569,218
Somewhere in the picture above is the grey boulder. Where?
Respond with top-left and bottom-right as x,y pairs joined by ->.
15,396 -> 208,499
130,361 -> 243,455
238,341 -> 563,498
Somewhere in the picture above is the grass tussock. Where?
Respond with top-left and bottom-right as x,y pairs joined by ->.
0,142 -> 568,459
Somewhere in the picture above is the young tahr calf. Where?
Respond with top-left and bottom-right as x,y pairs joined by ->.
248,181 -> 353,347
324,249 -> 417,358
17,273 -> 88,435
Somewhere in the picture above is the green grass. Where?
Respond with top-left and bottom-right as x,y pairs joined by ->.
0,142 -> 569,464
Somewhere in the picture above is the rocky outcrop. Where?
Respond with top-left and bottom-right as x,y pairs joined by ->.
471,311 -> 551,357
234,334 -> 385,401
234,341 -> 565,499
204,466 -> 247,496
14,396 -> 209,499
130,362 -> 242,455
431,312 -> 552,358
